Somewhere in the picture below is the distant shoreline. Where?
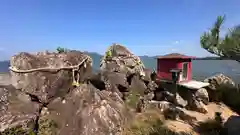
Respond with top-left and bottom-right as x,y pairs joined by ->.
192,57 -> 231,60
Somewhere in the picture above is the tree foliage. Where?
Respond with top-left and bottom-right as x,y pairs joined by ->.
200,15 -> 240,62
56,47 -> 68,53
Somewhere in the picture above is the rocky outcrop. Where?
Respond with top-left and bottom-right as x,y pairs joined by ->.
100,44 -> 145,77
204,73 -> 236,90
147,101 -> 197,123
0,85 -> 40,134
98,44 -> 158,101
38,84 -> 128,135
1,49 -> 131,135
195,88 -> 209,105
204,73 -> 236,102
9,51 -> 92,103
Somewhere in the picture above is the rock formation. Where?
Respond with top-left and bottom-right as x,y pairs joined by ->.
38,84 -> 128,135
204,73 -> 236,90
204,73 -> 236,102
100,44 -> 145,77
1,45 -> 239,135
0,86 -> 40,134
9,50 -> 93,103
1,49 -> 130,135
97,44 -> 157,101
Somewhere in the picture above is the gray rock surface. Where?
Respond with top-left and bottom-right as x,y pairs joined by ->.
195,88 -> 209,105
0,86 -> 40,134
204,73 -> 236,90
9,51 -> 92,103
38,84 -> 128,135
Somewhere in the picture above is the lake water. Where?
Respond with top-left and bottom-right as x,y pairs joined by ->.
191,60 -> 240,82
1,60 -> 240,83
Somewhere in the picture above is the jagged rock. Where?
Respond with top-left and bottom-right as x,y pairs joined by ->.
204,73 -> 236,90
38,84 -> 128,135
195,88 -> 209,105
148,101 -> 197,123
175,93 -> 188,107
0,85 -> 40,134
130,75 -> 147,96
204,73 -> 236,102
144,92 -> 155,101
162,91 -> 175,102
146,81 -> 158,92
187,98 -> 208,114
100,44 -> 145,77
9,51 -> 92,103
101,71 -> 129,92
147,101 -> 174,112
141,69 -> 153,82
154,90 -> 164,101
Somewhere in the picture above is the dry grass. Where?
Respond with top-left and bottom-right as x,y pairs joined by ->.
123,109 -> 191,135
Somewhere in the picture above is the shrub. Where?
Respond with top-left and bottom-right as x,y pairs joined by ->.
125,91 -> 140,108
56,47 -> 68,53
215,85 -> 240,114
197,112 -> 223,135
0,126 -> 35,135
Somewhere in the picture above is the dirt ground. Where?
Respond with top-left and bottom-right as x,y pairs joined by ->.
129,102 -> 238,135
164,103 -> 238,134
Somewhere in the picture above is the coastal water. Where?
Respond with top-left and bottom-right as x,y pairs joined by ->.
191,60 -> 240,82
1,59 -> 240,83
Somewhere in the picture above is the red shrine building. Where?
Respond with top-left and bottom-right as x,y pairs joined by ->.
156,53 -> 195,83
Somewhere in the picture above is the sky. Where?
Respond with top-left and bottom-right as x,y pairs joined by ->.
0,0 -> 240,60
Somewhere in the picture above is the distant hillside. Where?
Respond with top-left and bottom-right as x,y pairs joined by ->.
193,56 -> 231,60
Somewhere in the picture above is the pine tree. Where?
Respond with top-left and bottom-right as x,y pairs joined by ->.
200,15 -> 240,62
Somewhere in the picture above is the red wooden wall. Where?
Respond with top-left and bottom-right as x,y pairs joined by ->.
157,58 -> 192,82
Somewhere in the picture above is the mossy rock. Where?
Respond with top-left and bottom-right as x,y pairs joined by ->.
0,126 -> 35,135
38,118 -> 58,135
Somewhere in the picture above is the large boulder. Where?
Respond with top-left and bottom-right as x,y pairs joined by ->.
204,73 -> 236,102
9,50 -> 92,103
204,73 -> 236,90
100,44 -> 145,77
195,88 -> 209,105
99,44 -> 158,102
38,84 -> 128,135
0,85 -> 40,134
129,75 -> 147,96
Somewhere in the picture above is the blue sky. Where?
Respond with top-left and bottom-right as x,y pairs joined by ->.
0,0 -> 240,60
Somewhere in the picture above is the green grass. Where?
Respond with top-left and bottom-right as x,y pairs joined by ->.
125,90 -> 140,108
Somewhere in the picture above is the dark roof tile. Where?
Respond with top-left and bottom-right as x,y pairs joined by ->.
157,53 -> 195,59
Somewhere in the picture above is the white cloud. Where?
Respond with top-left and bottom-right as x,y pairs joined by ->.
172,40 -> 183,45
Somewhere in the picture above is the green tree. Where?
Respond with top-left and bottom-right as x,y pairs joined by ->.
200,15 -> 240,62
56,47 -> 68,53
